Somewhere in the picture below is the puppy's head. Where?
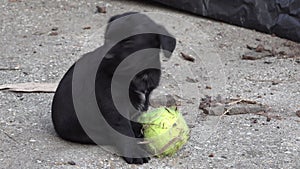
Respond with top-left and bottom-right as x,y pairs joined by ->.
102,12 -> 176,112
104,12 -> 176,60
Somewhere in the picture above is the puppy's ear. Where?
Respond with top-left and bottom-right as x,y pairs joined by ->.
159,33 -> 176,58
105,12 -> 140,45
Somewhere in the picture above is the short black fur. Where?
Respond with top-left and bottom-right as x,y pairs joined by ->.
51,12 -> 176,164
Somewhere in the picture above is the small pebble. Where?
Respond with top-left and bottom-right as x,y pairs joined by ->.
29,138 -> 37,143
295,110 -> 300,117
205,86 -> 212,89
51,27 -> 58,31
83,26 -> 91,30
68,161 -> 76,165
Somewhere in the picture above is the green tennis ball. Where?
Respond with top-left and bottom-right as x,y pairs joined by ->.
138,107 -> 190,157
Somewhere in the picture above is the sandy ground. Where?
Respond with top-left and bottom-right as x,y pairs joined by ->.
0,0 -> 300,168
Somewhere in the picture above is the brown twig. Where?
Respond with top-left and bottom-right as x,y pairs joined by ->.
254,111 -> 282,120
245,77 -> 282,83
0,128 -> 19,144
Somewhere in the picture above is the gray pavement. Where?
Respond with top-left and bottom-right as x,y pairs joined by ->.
0,0 -> 299,168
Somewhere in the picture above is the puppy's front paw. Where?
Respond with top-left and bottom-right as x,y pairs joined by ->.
121,146 -> 151,164
123,156 -> 150,164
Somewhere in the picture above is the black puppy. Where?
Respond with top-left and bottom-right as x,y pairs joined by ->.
51,12 -> 176,164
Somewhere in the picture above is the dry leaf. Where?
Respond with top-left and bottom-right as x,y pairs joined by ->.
96,6 -> 107,13
180,52 -> 195,62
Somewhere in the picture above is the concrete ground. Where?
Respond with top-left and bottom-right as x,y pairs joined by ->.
0,0 -> 299,168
